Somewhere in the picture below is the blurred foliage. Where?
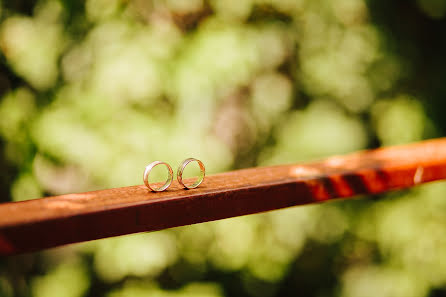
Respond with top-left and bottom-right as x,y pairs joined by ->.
1,0 -> 446,296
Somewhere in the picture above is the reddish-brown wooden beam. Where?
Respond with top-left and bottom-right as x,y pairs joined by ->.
1,138 -> 446,255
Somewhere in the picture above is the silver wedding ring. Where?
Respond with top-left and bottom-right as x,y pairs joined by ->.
177,158 -> 205,189
143,161 -> 174,192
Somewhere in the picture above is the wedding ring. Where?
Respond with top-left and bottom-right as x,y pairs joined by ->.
143,161 -> 173,192
177,158 -> 205,189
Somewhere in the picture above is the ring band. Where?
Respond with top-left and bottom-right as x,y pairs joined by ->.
143,161 -> 173,192
177,158 -> 205,189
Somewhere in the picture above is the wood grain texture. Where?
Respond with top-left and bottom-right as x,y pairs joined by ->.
2,138 -> 446,255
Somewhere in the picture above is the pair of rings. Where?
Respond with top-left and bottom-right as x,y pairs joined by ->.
143,158 -> 205,192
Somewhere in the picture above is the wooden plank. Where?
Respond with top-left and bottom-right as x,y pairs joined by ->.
1,138 -> 446,255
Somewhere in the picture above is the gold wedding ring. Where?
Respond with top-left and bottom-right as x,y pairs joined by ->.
143,161 -> 173,192
177,158 -> 205,189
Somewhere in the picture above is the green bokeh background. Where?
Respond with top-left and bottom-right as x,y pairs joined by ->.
1,0 -> 446,296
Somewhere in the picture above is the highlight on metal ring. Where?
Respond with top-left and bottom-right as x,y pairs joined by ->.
143,161 -> 173,192
177,158 -> 205,189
